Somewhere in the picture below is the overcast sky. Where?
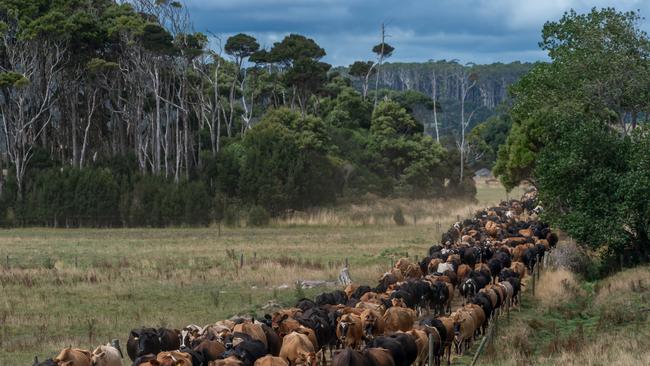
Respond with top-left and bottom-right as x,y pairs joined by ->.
184,0 -> 650,66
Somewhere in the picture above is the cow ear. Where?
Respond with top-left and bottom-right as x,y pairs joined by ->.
280,314 -> 288,321
264,314 -> 271,320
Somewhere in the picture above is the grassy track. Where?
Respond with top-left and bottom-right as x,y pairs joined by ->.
0,185 -> 516,365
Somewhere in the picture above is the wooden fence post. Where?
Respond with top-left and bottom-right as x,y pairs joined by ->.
5,255 -> 8,269
531,265 -> 536,296
240,254 -> 244,268
345,258 -> 349,268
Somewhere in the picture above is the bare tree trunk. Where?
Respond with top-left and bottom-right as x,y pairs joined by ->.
432,70 -> 440,143
79,89 -> 98,169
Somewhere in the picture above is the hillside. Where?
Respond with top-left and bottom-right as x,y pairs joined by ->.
336,60 -> 534,135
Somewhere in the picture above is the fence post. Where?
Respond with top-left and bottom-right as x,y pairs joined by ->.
345,258 -> 349,268
240,254 -> 244,268
428,333 -> 434,366
5,255 -> 8,269
75,256 -> 78,268
531,265 -> 536,296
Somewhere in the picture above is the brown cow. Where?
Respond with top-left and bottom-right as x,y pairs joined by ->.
485,220 -> 498,237
457,264 -> 472,282
254,356 -> 289,366
336,313 -> 363,349
462,304 -> 486,337
436,316 -> 455,365
364,348 -> 395,366
360,309 -> 384,341
395,258 -> 411,275
193,340 -> 226,363
54,347 -> 91,366
234,322 -> 268,350
451,310 -> 476,355
427,258 -> 443,274
344,284 -> 359,299
404,263 -> 423,279
275,315 -> 319,351
382,306 -> 416,332
510,261 -> 526,279
408,329 -> 429,366
279,332 -> 321,366
155,352 -> 192,366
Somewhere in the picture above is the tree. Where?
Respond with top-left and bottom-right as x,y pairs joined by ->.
455,69 -> 478,182
0,16 -> 65,198
372,23 -> 395,109
349,60 -> 376,100
496,8 -> 650,189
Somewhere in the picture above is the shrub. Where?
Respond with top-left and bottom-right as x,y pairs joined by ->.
248,205 -> 270,227
392,207 -> 406,226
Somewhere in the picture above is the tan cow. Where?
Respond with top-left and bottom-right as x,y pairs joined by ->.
155,351 -> 193,366
279,332 -> 321,366
274,315 -> 319,351
234,322 -> 268,350
91,344 -> 123,366
382,306 -> 416,332
408,329 -> 429,366
451,310 -> 476,355
54,347 -> 91,366
336,313 -> 363,349
360,309 -> 384,341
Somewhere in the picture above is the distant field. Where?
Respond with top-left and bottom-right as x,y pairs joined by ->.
0,185 -> 519,365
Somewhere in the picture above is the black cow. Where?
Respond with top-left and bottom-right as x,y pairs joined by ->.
127,328 -> 161,361
365,336 -> 408,366
222,339 -> 266,366
350,285 -> 372,300
487,258 -> 503,283
387,333 -> 418,366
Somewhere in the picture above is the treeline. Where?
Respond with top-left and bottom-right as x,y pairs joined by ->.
493,8 -> 650,271
0,0 -> 475,227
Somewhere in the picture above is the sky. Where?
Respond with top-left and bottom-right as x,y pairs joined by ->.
184,0 -> 650,66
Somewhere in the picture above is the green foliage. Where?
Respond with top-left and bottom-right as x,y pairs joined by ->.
269,34 -> 326,65
496,8 -> 650,190
372,42 -> 394,58
239,108 -> 340,215
247,205 -> 270,227
468,111 -> 512,168
225,33 -> 259,65
349,61 -> 374,78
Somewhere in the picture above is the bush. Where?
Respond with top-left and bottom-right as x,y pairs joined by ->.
392,207 -> 406,226
248,205 -> 270,227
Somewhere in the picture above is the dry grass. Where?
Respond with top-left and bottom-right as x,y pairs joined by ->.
534,268 -> 584,308
594,266 -> 650,305
552,330 -> 650,366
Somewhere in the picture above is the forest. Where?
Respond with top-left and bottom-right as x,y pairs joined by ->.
0,0 -> 521,227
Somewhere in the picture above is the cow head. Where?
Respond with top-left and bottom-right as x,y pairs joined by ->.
131,328 -> 161,357
360,311 -> 378,340
296,350 -> 321,366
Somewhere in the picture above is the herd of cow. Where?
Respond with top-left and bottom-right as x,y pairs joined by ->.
33,193 -> 557,366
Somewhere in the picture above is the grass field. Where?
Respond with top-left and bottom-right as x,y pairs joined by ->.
0,184 -> 518,365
